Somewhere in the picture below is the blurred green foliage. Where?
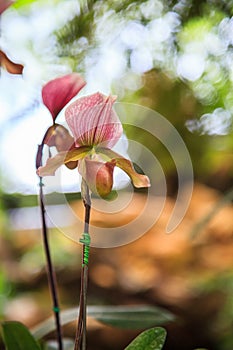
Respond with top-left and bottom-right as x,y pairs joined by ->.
194,272 -> 233,350
53,0 -> 233,192
0,1 -> 233,349
2,0 -> 233,192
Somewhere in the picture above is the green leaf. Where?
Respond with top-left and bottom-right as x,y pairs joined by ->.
1,321 -> 41,350
89,305 -> 174,329
32,305 -> 174,339
125,327 -> 167,350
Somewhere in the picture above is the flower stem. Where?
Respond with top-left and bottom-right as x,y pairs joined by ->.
74,183 -> 91,350
38,177 -> 63,350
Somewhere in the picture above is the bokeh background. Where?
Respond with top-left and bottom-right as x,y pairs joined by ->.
0,0 -> 233,349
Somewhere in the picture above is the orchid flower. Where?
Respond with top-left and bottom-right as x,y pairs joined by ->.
37,92 -> 150,197
35,73 -> 86,350
36,73 -> 86,169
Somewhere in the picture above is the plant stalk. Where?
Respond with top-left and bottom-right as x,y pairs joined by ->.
74,183 -> 91,350
38,176 -> 63,350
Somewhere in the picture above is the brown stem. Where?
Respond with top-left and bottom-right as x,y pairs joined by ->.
82,264 -> 89,350
36,143 -> 63,350
74,183 -> 91,350
74,256 -> 84,350
39,177 -> 63,350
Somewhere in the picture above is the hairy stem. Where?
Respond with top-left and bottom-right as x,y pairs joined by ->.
39,177 -> 63,350
74,183 -> 91,350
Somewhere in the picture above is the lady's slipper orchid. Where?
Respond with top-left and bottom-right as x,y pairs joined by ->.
37,92 -> 150,197
36,73 -> 86,170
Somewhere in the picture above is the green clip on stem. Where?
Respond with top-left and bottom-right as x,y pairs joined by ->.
79,233 -> 91,266
39,177 -> 44,187
53,306 -> 60,313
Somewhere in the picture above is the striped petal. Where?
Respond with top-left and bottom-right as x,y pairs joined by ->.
42,73 -> 86,120
65,92 -> 122,148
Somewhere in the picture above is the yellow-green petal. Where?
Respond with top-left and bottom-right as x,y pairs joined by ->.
97,147 -> 151,188
37,146 -> 91,177
64,146 -> 92,163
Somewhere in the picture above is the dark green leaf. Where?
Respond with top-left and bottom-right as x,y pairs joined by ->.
2,321 -> 41,350
125,327 -> 167,350
32,305 -> 174,339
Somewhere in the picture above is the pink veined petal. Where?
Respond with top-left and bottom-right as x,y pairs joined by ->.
65,92 -> 123,148
97,148 -> 151,189
78,158 -> 116,197
42,73 -> 86,120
